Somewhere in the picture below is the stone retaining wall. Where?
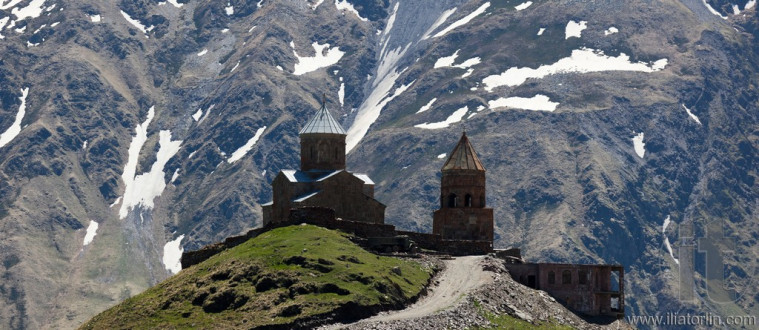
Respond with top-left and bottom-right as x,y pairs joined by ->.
181,207 -> 493,269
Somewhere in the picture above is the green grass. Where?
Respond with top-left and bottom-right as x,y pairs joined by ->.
80,225 -> 434,329
470,301 -> 573,330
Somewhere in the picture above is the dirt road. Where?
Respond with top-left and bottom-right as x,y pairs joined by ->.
355,255 -> 493,324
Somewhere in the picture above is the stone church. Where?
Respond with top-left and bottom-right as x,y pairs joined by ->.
433,132 -> 494,242
261,100 -> 385,226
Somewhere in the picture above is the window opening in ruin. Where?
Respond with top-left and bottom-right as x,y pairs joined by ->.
527,275 -> 536,289
465,194 -> 472,207
548,271 -> 556,285
310,146 -> 315,159
448,194 -> 457,208
579,270 -> 588,284
611,297 -> 620,311
562,270 -> 572,284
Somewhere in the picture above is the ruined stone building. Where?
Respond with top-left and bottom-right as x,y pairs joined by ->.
433,132 -> 494,243
504,261 -> 625,318
261,101 -> 385,226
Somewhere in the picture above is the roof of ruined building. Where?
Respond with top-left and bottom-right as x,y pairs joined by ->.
299,98 -> 346,135
442,132 -> 486,171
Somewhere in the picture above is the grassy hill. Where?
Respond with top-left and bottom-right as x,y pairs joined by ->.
80,225 -> 435,329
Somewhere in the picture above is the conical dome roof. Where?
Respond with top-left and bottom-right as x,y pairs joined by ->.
442,132 -> 486,171
299,100 -> 346,135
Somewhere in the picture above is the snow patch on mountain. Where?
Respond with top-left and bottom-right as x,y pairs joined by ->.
662,216 -> 679,265
89,14 -> 101,23
346,3 -> 411,152
292,42 -> 345,75
434,50 -> 481,70
417,98 -> 437,113
120,10 -> 153,37
110,196 -> 122,208
119,107 -> 183,219
604,26 -> 618,35
11,0 -> 45,20
422,7 -> 457,40
334,0 -> 368,21
197,49 -> 208,56
230,61 -> 240,72
228,126 -> 266,163
748,0 -> 757,10
0,0 -> 23,10
311,0 -> 324,10
338,82 -> 345,106
565,20 -> 587,39
432,2 -> 490,38
82,220 -> 99,247
0,87 -> 30,149
632,132 -> 645,158
346,55 -> 410,151
119,106 -> 154,213
198,104 -> 213,124
165,0 -> 183,8
225,3 -> 234,15
163,235 -> 184,274
537,27 -> 545,35
482,48 -> 667,91
192,109 -> 203,121
515,1 -> 532,11
415,106 -> 468,129
437,153 -> 447,159
434,51 -> 459,68
702,0 -> 728,19
681,104 -> 702,125
488,94 -> 558,111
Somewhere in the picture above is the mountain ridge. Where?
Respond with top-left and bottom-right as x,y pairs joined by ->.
0,0 -> 757,328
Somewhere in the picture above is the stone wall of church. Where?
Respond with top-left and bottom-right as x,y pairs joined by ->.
433,207 -> 494,241
439,171 -> 486,208
299,172 -> 385,224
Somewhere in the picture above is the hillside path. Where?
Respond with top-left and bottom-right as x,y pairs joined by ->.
351,255 -> 493,325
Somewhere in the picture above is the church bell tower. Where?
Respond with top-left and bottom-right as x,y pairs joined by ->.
432,132 -> 494,242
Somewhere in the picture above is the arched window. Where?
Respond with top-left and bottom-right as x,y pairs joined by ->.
318,143 -> 327,162
578,270 -> 588,285
548,271 -> 556,285
465,194 -> 472,207
447,194 -> 457,208
562,270 -> 572,284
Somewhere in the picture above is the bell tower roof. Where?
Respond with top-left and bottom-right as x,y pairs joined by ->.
299,97 -> 346,135
442,132 -> 486,171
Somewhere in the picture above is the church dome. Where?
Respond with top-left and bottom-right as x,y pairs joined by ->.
299,101 -> 346,135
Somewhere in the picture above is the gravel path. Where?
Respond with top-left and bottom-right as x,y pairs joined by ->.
362,255 -> 492,323
326,256 -> 632,330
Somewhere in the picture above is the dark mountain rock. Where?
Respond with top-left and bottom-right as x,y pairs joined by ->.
0,0 -> 757,328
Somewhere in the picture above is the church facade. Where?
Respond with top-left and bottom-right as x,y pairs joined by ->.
262,101 -> 385,226
432,132 -> 494,242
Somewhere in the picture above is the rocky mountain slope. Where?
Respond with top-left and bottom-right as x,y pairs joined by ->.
0,0 -> 757,328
